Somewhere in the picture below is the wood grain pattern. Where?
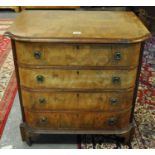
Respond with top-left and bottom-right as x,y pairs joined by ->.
19,68 -> 137,89
24,109 -> 131,130
6,11 -> 151,43
15,42 -> 141,67
21,89 -> 134,111
6,10 -> 151,145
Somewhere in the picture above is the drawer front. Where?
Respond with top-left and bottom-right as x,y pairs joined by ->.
21,89 -> 133,111
16,42 -> 140,67
19,68 -> 137,89
24,110 -> 131,130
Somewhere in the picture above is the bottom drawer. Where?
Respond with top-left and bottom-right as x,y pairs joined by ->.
24,109 -> 131,130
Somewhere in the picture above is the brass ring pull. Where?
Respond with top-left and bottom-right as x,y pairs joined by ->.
110,98 -> 119,105
34,51 -> 41,59
112,76 -> 121,84
108,117 -> 117,126
39,98 -> 46,104
114,52 -> 121,60
39,117 -> 48,124
36,75 -> 44,83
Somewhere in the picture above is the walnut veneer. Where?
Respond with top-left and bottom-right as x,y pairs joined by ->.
6,10 -> 151,146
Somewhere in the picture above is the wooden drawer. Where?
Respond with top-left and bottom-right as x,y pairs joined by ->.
24,109 -> 131,130
19,68 -> 137,89
15,42 -> 140,67
21,89 -> 133,111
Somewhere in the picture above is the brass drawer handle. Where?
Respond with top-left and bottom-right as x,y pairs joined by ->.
34,51 -> 41,59
39,98 -> 46,104
110,98 -> 119,105
39,117 -> 48,124
108,117 -> 117,126
114,52 -> 121,60
112,76 -> 121,84
36,75 -> 44,83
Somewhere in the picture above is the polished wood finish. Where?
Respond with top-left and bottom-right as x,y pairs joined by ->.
6,11 -> 151,146
24,109 -> 131,130
21,89 -> 133,111
6,11 -> 151,43
15,42 -> 141,68
19,68 -> 137,89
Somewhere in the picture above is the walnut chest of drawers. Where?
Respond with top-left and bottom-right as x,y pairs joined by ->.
6,10 -> 151,146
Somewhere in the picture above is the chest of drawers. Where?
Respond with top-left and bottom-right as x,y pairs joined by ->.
6,10 -> 151,146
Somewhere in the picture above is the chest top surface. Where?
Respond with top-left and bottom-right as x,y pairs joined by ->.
6,10 -> 151,43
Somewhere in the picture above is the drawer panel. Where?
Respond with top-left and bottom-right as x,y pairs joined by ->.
19,68 -> 137,89
15,42 -> 140,67
24,110 -> 131,130
21,89 -> 133,111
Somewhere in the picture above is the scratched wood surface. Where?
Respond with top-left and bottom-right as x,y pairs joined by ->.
15,42 -> 141,67
6,11 -> 151,43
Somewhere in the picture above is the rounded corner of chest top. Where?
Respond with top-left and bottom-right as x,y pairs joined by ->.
128,33 -> 152,44
3,31 -> 25,42
141,33 -> 152,42
3,31 -> 11,37
4,31 -> 16,40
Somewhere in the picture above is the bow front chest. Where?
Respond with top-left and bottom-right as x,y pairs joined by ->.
6,10 -> 151,146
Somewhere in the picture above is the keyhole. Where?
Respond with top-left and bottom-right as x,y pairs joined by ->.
76,45 -> 80,50
77,93 -> 79,98
77,93 -> 79,103
77,71 -> 79,75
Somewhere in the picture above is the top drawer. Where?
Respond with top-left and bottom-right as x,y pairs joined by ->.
15,42 -> 141,68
